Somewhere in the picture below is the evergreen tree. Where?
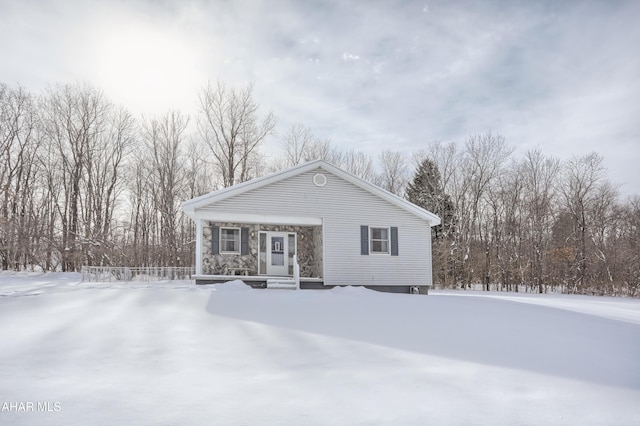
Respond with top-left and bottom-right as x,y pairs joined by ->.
406,158 -> 455,239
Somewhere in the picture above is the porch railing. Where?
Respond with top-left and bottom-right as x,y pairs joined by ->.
293,255 -> 300,289
81,266 -> 195,283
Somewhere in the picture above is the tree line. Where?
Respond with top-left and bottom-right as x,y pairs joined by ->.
406,136 -> 639,296
1,81 -> 638,296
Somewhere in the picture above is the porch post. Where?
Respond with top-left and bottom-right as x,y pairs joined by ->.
195,219 -> 203,275
321,216 -> 326,282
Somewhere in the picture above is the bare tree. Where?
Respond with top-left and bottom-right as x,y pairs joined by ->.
521,149 -> 560,293
377,149 -> 409,196
341,149 -> 376,182
464,133 -> 514,224
126,155 -> 155,267
304,138 -> 343,165
178,138 -> 219,268
0,85 -> 40,269
280,124 -> 315,167
40,83 -> 111,271
463,133 -> 514,290
617,196 -> 640,296
34,122 -> 63,271
185,138 -> 216,198
83,106 -> 135,265
140,111 -> 189,266
559,152 -> 606,292
142,111 -> 189,266
269,124 -> 333,173
584,180 -> 618,293
423,134 -> 514,289
486,160 -> 526,292
197,81 -> 276,187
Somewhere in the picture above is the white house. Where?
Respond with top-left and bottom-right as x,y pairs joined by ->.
182,160 -> 441,293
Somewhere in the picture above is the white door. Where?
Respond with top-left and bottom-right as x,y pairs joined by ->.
267,233 -> 289,276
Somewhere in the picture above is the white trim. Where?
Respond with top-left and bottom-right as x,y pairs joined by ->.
219,227 -> 241,254
288,232 -> 297,277
321,216 -> 327,285
196,220 -> 203,275
369,226 -> 391,255
190,211 -> 323,226
260,231 -> 296,277
258,232 -> 266,275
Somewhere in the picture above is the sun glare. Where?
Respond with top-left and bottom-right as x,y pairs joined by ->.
97,26 -> 201,115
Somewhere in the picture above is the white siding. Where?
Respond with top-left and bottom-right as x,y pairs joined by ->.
196,168 -> 433,286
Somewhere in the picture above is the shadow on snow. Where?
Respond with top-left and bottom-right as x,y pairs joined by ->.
205,287 -> 640,390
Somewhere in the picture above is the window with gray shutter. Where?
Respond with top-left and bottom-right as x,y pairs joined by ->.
212,226 -> 220,255
390,227 -> 398,256
241,228 -> 249,255
360,225 -> 369,255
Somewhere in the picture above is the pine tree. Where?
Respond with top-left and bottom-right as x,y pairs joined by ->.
406,158 -> 455,239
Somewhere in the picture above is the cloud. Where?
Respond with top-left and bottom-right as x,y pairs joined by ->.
1,0 -> 638,193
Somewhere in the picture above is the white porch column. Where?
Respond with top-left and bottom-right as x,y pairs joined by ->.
321,216 -> 326,283
195,219 -> 203,275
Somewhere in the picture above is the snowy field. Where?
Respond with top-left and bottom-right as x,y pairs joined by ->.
1,272 -> 639,425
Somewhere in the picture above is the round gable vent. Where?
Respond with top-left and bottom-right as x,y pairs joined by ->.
313,173 -> 327,187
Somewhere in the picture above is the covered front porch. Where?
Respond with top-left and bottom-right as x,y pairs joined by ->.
193,216 -> 324,288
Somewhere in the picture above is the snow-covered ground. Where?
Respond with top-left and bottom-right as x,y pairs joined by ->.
1,272 -> 639,425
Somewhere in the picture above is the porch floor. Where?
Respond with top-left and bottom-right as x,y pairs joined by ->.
194,275 -> 325,289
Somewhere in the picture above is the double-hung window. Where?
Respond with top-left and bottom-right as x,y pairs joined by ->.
360,225 -> 398,256
370,227 -> 389,254
220,228 -> 240,253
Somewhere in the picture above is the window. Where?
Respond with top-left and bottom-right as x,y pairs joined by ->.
313,173 -> 327,187
370,227 -> 389,254
220,228 -> 240,253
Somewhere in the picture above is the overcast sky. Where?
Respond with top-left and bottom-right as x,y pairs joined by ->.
1,0 -> 639,195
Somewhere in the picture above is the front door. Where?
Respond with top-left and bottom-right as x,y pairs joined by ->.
266,232 -> 294,276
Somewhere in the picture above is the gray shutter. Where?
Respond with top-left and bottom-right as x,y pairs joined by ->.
212,226 -> 220,255
360,225 -> 369,255
241,227 -> 249,255
390,227 -> 398,256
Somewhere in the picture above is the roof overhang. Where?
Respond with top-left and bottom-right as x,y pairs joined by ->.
189,211 -> 323,226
